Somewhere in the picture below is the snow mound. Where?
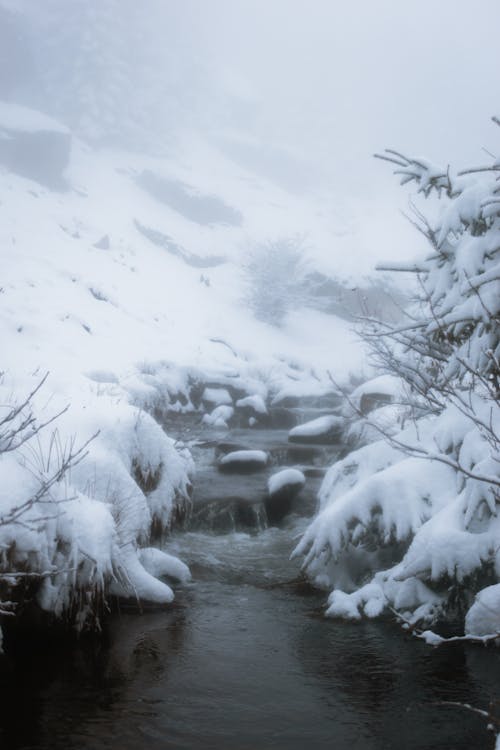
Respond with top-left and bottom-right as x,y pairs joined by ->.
465,585 -> 500,637
139,547 -> 191,584
0,375 -> 194,632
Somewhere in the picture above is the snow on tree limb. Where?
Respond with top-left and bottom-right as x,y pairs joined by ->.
296,122 -> 500,637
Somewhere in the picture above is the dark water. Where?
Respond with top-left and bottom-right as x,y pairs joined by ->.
0,422 -> 499,749
1,524 -> 499,750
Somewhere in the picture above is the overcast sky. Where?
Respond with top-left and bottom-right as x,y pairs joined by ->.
5,0 -> 500,271
189,0 -> 500,173
168,0 -> 500,265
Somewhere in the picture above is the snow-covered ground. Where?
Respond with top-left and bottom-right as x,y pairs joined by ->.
0,102 -> 368,637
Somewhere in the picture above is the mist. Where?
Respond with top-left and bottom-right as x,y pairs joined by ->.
1,3 -> 500,745
12,2 -> 500,274
3,0 -> 500,263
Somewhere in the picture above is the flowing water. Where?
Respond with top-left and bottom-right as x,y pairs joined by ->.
0,417 -> 499,749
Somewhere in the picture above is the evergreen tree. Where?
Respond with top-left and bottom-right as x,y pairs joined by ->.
295,124 -> 500,634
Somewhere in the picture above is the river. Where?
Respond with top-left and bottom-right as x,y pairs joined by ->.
0,418 -> 498,749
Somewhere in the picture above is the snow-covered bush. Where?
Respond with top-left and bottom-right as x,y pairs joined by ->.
0,374 -> 193,649
243,236 -> 309,326
294,128 -> 500,635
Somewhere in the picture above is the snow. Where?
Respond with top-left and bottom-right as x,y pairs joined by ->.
289,415 -> 343,439
219,450 -> 268,467
202,387 -> 233,406
109,545 -> 175,604
202,404 -> 234,428
236,394 -> 268,414
292,147 -> 500,634
465,584 -> 500,636
268,468 -> 305,496
138,547 -> 191,583
294,391 -> 500,627
0,99 -> 369,633
0,100 -> 70,134
346,403 -> 405,445
350,374 -> 404,404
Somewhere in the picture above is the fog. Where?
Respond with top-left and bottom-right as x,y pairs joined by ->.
2,0 -> 500,267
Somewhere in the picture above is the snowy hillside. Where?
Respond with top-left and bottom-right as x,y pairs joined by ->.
0,101 -> 369,638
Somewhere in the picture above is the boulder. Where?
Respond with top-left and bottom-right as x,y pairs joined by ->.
137,170 -> 243,226
217,449 -> 268,474
265,468 -> 305,524
235,394 -> 270,426
288,414 -> 344,444
94,234 -> 110,250
350,375 -> 402,416
0,101 -> 71,188
202,387 -> 233,408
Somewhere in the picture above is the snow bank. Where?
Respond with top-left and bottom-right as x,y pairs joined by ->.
139,547 -> 191,583
294,400 -> 500,631
465,585 -> 500,637
0,373 -> 194,633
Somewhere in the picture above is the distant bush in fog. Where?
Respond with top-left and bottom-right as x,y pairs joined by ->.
243,236 -> 309,326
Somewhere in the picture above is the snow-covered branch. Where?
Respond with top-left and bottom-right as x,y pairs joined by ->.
296,123 -> 500,637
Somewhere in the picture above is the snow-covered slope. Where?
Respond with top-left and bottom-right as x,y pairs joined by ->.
2,128 -> 365,391
0,103 -> 367,636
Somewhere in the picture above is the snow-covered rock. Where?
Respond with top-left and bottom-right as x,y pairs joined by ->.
0,100 -> 71,187
218,449 -> 268,473
202,404 -> 235,428
202,387 -> 233,407
236,394 -> 268,415
289,415 -> 344,444
267,468 -> 306,497
266,468 -> 306,524
349,374 -> 403,415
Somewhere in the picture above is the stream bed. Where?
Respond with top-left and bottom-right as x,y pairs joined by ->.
0,418 -> 499,749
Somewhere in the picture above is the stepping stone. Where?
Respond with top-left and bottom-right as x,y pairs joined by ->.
288,415 -> 344,444
217,449 -> 268,474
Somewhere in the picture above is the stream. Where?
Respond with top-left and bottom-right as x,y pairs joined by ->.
0,415 -> 499,749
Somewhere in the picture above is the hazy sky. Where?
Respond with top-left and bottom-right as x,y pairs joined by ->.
173,0 -> 500,265
147,0 -> 497,229
5,0 -> 500,269
190,0 -> 500,170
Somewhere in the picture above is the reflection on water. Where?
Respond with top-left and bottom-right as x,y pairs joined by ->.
0,525 -> 498,749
